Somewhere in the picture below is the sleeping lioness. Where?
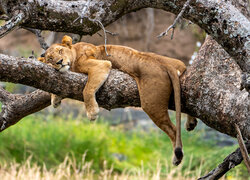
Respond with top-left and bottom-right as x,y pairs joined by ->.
38,35 -> 197,165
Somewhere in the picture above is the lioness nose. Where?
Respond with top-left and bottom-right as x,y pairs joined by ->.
56,59 -> 63,65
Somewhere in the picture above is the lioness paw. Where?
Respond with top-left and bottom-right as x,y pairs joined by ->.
52,100 -> 61,108
51,94 -> 62,108
87,112 -> 99,121
172,147 -> 183,166
86,107 -> 99,121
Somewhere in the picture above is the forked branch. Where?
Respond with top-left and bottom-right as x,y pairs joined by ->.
0,11 -> 25,38
158,0 -> 192,39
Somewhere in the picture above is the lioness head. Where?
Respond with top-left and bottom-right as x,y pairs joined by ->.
43,35 -> 74,72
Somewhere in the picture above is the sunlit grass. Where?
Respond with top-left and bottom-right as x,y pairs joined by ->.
0,154 -> 228,180
0,114 -> 247,179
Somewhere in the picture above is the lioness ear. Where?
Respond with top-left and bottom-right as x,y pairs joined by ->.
61,35 -> 72,49
37,57 -> 45,63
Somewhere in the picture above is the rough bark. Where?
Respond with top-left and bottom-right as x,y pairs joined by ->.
182,36 -> 249,140
0,36 -> 249,140
0,0 -> 249,72
0,87 -> 50,131
0,55 -> 140,131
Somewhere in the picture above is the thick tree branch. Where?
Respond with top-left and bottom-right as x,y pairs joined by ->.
0,89 -> 51,131
198,141 -> 250,180
0,54 -> 140,131
0,0 -> 249,72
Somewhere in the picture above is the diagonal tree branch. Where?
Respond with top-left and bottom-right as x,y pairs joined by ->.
198,141 -> 250,180
0,89 -> 51,131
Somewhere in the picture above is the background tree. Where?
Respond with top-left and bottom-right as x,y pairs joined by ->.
0,0 -> 249,178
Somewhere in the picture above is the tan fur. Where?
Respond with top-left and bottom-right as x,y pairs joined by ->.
40,35 -> 196,165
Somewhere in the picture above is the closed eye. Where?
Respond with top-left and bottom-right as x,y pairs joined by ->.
56,59 -> 63,65
47,57 -> 53,61
59,49 -> 63,54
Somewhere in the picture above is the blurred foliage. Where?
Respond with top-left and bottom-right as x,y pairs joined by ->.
17,46 -> 39,58
4,82 -> 17,93
190,25 -> 206,43
0,114 -> 247,179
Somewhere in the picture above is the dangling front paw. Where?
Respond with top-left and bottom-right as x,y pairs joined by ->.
86,107 -> 99,121
52,100 -> 61,108
51,94 -> 62,108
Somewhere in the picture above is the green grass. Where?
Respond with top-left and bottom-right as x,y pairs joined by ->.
0,114 -> 248,178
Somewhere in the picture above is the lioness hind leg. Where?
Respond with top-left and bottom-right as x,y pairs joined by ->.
144,109 -> 183,166
81,59 -> 112,121
185,115 -> 198,131
51,94 -> 62,108
137,76 -> 183,166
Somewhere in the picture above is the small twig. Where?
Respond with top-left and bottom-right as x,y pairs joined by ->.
158,0 -> 192,39
97,30 -> 118,37
72,0 -> 117,56
25,28 -> 49,50
75,17 -> 110,56
235,123 -> 250,173
28,50 -> 36,59
75,16 -> 113,56
0,10 -> 25,39
106,30 -> 119,36
97,32 -> 103,37
95,19 -> 110,56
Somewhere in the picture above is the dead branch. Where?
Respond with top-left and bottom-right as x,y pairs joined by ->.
235,124 -> 250,172
0,10 -> 25,38
198,141 -> 250,180
157,0 -> 192,39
